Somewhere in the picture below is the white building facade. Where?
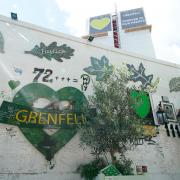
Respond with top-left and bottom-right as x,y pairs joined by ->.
0,14 -> 180,180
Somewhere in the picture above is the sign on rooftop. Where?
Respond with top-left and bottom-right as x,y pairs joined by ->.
89,14 -> 112,34
120,8 -> 146,29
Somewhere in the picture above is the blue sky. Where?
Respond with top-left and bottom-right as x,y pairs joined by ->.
0,0 -> 180,64
0,0 -> 70,33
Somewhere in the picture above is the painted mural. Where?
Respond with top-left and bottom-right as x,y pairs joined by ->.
83,56 -> 113,81
125,62 -> 160,93
0,83 -> 88,161
0,54 -> 157,161
0,18 -> 180,179
8,80 -> 21,90
169,77 -> 180,92
130,90 -> 154,125
84,57 -> 156,125
14,67 -> 23,75
81,74 -> 91,91
30,66 -> 88,91
25,42 -> 75,62
126,63 -> 153,90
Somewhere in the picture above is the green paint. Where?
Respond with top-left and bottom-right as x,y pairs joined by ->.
11,83 -> 88,160
0,31 -> 4,53
101,165 -> 120,176
8,80 -> 20,90
25,42 -> 75,62
130,90 -> 150,119
83,56 -> 113,81
0,101 -> 85,128
90,18 -> 110,30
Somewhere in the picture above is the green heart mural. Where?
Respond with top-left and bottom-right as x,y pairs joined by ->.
8,80 -> 21,90
130,90 -> 150,119
90,18 -> 110,30
12,83 -> 88,161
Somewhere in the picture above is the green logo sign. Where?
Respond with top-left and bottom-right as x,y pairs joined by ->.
89,14 -> 112,34
91,17 -> 110,30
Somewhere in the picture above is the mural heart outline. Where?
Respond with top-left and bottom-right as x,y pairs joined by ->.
130,90 -> 150,119
90,18 -> 110,30
8,80 -> 20,90
13,83 -> 88,161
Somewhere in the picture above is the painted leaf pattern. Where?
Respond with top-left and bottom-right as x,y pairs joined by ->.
25,42 -> 74,62
0,31 -> 4,53
169,77 -> 180,92
83,56 -> 113,81
127,63 -> 153,89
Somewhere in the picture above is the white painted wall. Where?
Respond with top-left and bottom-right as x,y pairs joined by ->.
119,28 -> 156,59
126,125 -> 180,180
0,15 -> 180,180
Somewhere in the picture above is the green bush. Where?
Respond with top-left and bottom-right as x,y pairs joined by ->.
114,159 -> 134,175
77,158 -> 106,180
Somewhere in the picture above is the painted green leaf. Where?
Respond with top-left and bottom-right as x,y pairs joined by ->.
0,31 -> 4,53
83,56 -> 113,81
100,56 -> 109,66
91,57 -> 102,70
83,67 -> 97,75
96,72 -> 105,81
25,42 -> 75,62
169,77 -> 180,92
127,63 -> 153,90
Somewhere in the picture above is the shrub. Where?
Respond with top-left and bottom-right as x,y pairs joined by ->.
77,158 -> 106,180
114,158 -> 134,175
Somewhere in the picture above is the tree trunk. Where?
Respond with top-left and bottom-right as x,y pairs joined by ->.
110,149 -> 116,164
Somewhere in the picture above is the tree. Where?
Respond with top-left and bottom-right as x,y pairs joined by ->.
79,69 -> 143,165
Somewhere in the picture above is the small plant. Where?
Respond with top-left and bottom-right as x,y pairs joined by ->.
77,158 -> 106,180
114,158 -> 134,175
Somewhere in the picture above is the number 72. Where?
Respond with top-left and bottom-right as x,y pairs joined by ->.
33,68 -> 53,82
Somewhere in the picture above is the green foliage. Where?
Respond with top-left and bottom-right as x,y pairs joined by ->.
114,158 -> 134,175
77,158 -> 106,180
79,69 -> 143,164
77,158 -> 134,179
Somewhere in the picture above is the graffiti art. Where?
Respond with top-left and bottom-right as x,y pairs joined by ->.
0,83 -> 88,161
127,63 -> 153,90
169,77 -> 180,92
25,42 -> 75,62
83,56 -> 113,81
